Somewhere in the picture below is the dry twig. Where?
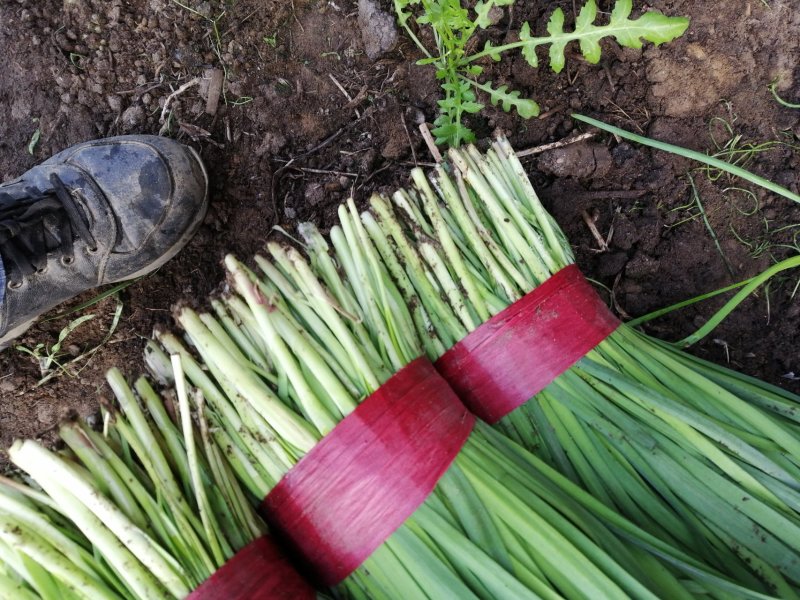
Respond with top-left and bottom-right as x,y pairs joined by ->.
159,77 -> 201,134
418,123 -> 443,162
516,132 -> 595,157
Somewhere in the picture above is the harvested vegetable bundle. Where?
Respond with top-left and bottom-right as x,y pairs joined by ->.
4,365 -> 313,600
150,245 -> 770,598
285,137 -> 800,596
0,476 -> 127,600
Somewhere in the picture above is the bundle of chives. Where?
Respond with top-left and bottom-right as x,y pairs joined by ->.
154,245 -> 770,599
0,476 -> 127,600
289,136 -> 800,596
4,363 -> 273,600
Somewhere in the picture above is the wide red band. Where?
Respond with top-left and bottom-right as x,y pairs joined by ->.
436,265 -> 619,423
187,536 -> 315,599
261,357 -> 474,587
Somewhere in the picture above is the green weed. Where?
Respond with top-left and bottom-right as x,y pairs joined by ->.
16,315 -> 96,379
15,298 -> 124,387
68,52 -> 86,70
394,0 -> 688,146
699,114 -> 800,262
703,115 -> 794,183
768,79 -> 800,109
687,173 -> 735,276
665,117 -> 800,266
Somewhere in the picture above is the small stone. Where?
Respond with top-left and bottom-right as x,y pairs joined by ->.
405,106 -> 425,125
304,183 -> 325,206
486,5 -> 504,25
255,132 -> 287,157
685,42 -> 708,61
107,95 -> 122,111
611,142 -> 636,166
625,253 -> 659,280
108,32 -> 121,52
77,89 -> 92,106
37,403 -> 56,424
596,252 -> 628,278
359,148 -> 378,172
611,214 -> 637,251
536,143 -> 612,179
358,0 -> 398,59
121,104 -> 145,127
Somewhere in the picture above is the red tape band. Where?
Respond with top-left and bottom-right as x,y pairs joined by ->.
261,357 -> 475,587
436,265 -> 620,424
187,536 -> 316,600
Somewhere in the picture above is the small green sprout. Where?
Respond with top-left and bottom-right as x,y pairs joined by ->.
768,79 -> 800,109
27,119 -> 41,155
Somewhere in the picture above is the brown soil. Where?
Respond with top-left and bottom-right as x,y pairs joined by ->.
0,0 -> 798,456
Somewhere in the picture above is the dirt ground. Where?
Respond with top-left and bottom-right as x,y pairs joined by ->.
0,0 -> 798,455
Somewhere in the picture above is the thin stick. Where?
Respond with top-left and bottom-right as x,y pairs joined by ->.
159,77 -> 201,126
296,167 -> 358,177
582,210 -> 609,252
401,114 -> 418,166
419,123 -> 443,163
516,132 -> 596,157
328,73 -> 360,118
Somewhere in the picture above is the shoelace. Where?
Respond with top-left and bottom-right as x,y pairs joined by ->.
0,174 -> 97,287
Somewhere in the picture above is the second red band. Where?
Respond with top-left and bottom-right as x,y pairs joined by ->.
436,265 -> 620,423
261,357 -> 475,587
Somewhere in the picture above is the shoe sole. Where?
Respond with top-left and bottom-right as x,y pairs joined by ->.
0,146 -> 210,351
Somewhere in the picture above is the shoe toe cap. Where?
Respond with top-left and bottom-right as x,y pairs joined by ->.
61,136 -> 207,253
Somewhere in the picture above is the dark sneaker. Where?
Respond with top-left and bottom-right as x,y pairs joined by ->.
0,135 -> 209,348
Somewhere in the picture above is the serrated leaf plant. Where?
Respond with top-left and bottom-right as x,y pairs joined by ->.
394,0 -> 689,146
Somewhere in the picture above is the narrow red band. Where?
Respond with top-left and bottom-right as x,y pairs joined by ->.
261,357 -> 474,587
187,536 -> 315,600
436,265 -> 619,423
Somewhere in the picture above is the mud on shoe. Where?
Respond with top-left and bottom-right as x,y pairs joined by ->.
0,135 -> 209,349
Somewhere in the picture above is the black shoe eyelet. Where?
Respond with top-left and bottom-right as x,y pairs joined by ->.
35,267 -> 47,275
86,246 -> 98,255
7,280 -> 22,290
61,256 -> 75,266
